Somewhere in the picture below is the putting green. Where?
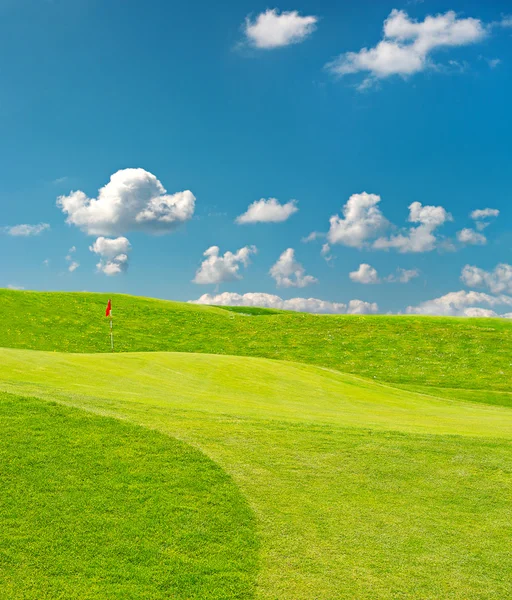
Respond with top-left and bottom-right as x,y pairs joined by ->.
2,347 -> 512,599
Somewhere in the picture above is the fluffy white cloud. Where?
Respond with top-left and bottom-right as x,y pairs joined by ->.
407,290 -> 512,316
269,248 -> 317,288
470,207 -> 499,231
3,223 -> 50,236
191,292 -> 378,315
374,201 -> 452,253
461,263 -> 512,294
326,9 -> 487,87
235,198 -> 298,224
244,9 -> 318,49
457,228 -> 486,245
470,208 -> 499,220
89,236 -> 131,276
7,284 -> 24,290
194,245 -> 256,285
350,263 -> 380,284
350,264 -> 419,284
388,267 -> 420,283
57,168 -> 195,236
328,192 -> 388,248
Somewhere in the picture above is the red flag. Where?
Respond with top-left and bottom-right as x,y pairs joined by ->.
105,299 -> 112,317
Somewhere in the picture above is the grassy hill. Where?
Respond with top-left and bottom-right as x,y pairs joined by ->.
1,288 -> 512,397
1,289 -> 512,599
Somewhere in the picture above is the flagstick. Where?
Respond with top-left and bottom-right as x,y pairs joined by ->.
110,317 -> 114,352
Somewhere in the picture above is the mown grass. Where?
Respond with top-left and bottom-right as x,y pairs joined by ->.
2,289 -> 512,598
0,392 -> 258,600
2,349 -> 512,599
1,289 -> 511,394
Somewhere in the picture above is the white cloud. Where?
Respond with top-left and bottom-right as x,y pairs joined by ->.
235,198 -> 298,224
347,299 -> 379,314
244,9 -> 318,49
321,243 -> 334,262
388,267 -> 420,283
64,245 -> 79,272
457,228 -> 487,245
350,264 -> 419,284
302,231 -> 324,243
487,58 -> 502,69
470,208 -> 500,220
57,168 -> 195,236
326,9 -> 487,87
350,263 -> 380,284
374,201 -> 452,253
406,290 -> 512,316
191,291 -> 378,315
42,259 -> 50,267
328,192 -> 388,248
470,207 -> 499,231
194,245 -> 256,285
89,236 -> 131,276
3,223 -> 50,236
497,16 -> 512,28
461,263 -> 512,294
270,248 -> 317,288
7,284 -> 24,290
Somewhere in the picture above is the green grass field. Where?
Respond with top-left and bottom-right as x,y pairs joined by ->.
1,289 -> 512,598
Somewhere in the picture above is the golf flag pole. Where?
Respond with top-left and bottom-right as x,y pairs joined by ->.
106,299 -> 114,352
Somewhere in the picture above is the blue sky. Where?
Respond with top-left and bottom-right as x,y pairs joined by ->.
1,0 -> 511,315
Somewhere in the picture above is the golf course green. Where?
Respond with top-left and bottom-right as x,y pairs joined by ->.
1,289 -> 512,599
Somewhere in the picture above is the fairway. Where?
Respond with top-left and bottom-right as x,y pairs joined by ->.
1,290 -> 512,598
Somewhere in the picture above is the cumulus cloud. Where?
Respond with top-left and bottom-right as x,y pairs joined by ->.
270,248 -> 317,288
326,9 -> 487,88
406,290 -> 512,316
57,168 -> 195,236
244,9 -> 318,49
387,267 -> 420,283
328,192 -> 388,248
350,264 -> 419,284
89,236 -> 131,276
471,208 -> 500,221
461,263 -> 512,294
470,207 -> 499,231
373,201 -> 452,253
3,223 -> 50,236
7,284 -> 24,290
65,246 -> 79,272
350,263 -> 380,284
194,245 -> 256,285
236,198 -> 298,224
457,228 -> 487,245
191,291 -> 378,315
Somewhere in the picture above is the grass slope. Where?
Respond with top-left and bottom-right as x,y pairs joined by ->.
0,392 -> 257,600
1,289 -> 511,398
2,348 -> 512,599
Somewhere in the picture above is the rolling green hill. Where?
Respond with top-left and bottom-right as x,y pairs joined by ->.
1,288 -> 511,396
1,289 -> 512,599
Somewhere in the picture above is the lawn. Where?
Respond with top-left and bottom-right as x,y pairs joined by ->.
1,289 -> 512,599
0,392 -> 257,600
